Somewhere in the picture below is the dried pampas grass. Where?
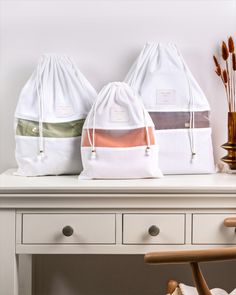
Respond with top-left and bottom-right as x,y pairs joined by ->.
214,36 -> 236,112
233,53 -> 236,71
213,55 -> 220,68
222,41 -> 229,60
215,66 -> 221,76
223,70 -> 228,83
228,36 -> 235,53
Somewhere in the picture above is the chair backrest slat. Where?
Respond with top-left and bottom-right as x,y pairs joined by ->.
144,247 -> 236,264
145,247 -> 236,295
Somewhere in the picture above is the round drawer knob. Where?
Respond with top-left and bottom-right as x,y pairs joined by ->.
62,225 -> 74,237
148,225 -> 160,236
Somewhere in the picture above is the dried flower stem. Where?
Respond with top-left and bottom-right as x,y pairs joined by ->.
223,80 -> 230,110
233,53 -> 236,110
223,69 -> 231,111
226,60 -> 232,109
232,66 -> 235,111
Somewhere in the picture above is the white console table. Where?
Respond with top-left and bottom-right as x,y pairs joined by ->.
0,169 -> 236,295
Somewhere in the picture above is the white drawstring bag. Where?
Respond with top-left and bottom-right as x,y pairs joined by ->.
172,284 -> 236,295
15,54 -> 97,176
79,82 -> 163,179
125,43 -> 215,174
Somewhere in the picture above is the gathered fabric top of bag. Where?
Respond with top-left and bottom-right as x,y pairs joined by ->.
83,82 -> 155,131
15,53 -> 97,123
125,42 -> 210,113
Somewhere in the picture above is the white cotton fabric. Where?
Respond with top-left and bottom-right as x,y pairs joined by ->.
15,54 -> 97,176
157,128 -> 215,174
168,287 -> 183,295
125,42 -> 215,174
79,82 -> 163,179
15,136 -> 82,176
179,284 -> 236,295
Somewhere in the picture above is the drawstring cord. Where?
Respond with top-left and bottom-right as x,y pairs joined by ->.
85,85 -> 110,160
90,97 -> 99,159
84,105 -> 97,160
137,98 -> 151,156
175,45 -> 196,162
67,55 -> 98,160
36,58 -> 45,160
35,55 -> 96,161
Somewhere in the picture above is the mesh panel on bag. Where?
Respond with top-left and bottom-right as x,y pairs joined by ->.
149,111 -> 210,130
16,118 -> 85,138
82,127 -> 155,148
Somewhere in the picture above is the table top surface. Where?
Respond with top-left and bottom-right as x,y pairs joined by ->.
0,169 -> 236,194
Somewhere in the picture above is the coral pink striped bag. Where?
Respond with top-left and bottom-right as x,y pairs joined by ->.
79,82 -> 163,179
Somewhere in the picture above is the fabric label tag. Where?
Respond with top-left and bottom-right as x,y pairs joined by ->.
156,89 -> 176,106
110,106 -> 129,122
55,105 -> 74,117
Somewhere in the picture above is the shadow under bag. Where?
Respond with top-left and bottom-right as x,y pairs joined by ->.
125,43 -> 215,174
79,82 -> 163,179
15,54 -> 97,176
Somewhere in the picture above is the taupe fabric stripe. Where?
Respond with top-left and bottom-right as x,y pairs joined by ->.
149,111 -> 210,130
16,118 -> 85,138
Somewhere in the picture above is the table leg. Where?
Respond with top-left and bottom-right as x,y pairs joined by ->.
19,255 -> 32,295
0,209 -> 19,295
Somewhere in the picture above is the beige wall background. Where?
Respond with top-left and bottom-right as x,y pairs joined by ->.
0,0 -> 236,294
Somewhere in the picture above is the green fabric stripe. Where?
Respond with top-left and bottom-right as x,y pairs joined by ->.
16,118 -> 85,138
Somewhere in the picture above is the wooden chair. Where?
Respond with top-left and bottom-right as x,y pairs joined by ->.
144,247 -> 236,295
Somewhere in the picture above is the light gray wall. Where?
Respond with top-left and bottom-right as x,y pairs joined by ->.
0,1 -> 236,294
0,0 -> 236,173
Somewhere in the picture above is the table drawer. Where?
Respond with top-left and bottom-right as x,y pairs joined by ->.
22,214 -> 116,244
193,214 -> 236,244
123,214 -> 185,244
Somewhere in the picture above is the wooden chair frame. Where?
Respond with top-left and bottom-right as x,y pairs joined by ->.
144,247 -> 236,295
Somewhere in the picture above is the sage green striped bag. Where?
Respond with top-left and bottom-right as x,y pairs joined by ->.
15,54 -> 97,176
